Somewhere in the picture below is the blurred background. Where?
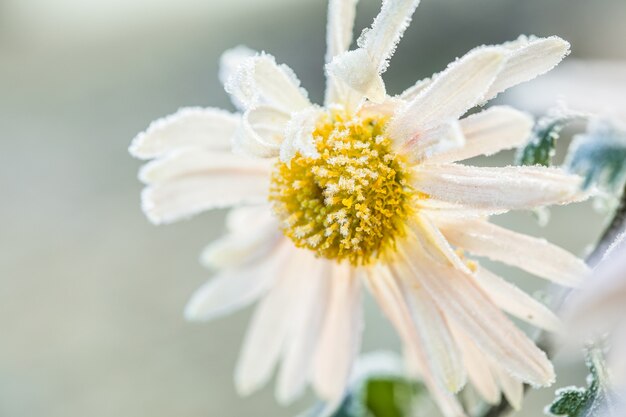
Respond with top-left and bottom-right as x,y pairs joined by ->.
2,0 -> 625,416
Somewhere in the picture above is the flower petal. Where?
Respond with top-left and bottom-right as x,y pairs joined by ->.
490,364 -> 524,410
184,241 -> 291,321
280,106 -> 324,162
234,248 -> 313,396
129,107 -> 239,159
219,46 -> 258,109
224,52 -> 310,113
141,157 -> 270,224
484,36 -> 570,101
413,164 -> 586,211
449,322 -> 501,405
438,218 -> 590,286
387,47 -> 506,144
312,263 -> 363,402
276,257 -> 332,404
366,267 -> 467,417
327,0 -> 422,102
200,207 -> 281,270
398,121 -> 465,164
476,268 -> 562,332
391,264 -> 467,392
232,106 -> 290,158
324,0 -> 361,107
401,247 -> 555,387
426,106 -> 533,164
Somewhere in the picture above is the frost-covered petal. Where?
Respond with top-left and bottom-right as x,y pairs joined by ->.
438,218 -> 590,286
426,106 -> 533,164
232,106 -> 291,158
200,207 -> 281,270
184,242 -> 291,321
280,106 -> 324,162
312,264 -> 363,402
484,36 -> 571,101
366,267 -> 467,417
141,158 -> 270,224
324,0 -> 361,107
276,257 -> 332,404
449,323 -> 501,404
219,46 -> 258,88
129,107 -> 239,159
475,268 -> 562,332
413,164 -> 586,211
398,121 -> 465,164
491,364 -> 524,410
392,263 -> 466,392
225,52 -> 310,113
387,47 -> 506,144
398,76 -> 432,102
327,0 -> 421,102
138,149 -> 271,184
402,248 -> 555,387
234,248 -> 312,396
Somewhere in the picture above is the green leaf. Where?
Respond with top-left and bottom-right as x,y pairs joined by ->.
547,347 -> 616,417
516,113 -> 581,167
565,118 -> 626,192
303,352 -> 427,417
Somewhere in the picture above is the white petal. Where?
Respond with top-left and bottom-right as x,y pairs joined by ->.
484,35 -> 570,101
276,258 -> 332,404
413,164 -> 586,211
426,106 -> 533,164
392,264 -> 466,392
401,248 -> 555,387
490,364 -> 524,410
219,46 -> 257,88
312,264 -> 363,402
225,52 -> 310,113
200,208 -> 280,270
476,268 -> 562,332
280,106 -> 324,162
129,107 -> 239,159
138,149 -> 271,184
399,121 -> 465,164
184,242 -> 290,321
438,218 -> 590,286
232,106 -> 290,158
327,0 -> 422,102
141,161 -> 270,224
324,0 -> 361,107
365,267 -> 467,417
398,76 -> 432,102
387,47 -> 506,144
449,322 -> 501,405
234,248 -> 311,396
327,48 -> 386,103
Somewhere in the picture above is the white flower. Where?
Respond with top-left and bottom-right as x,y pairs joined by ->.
129,1 -> 591,415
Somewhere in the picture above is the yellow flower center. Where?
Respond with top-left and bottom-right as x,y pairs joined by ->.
269,111 -> 415,265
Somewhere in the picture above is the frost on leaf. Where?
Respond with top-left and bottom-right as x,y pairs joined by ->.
516,110 -> 583,167
547,348 -> 618,417
565,118 -> 626,192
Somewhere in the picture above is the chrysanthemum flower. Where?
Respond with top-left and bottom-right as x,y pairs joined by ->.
130,0 -> 591,415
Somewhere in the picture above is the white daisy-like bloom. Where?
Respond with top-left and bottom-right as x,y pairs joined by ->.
130,0 -> 592,415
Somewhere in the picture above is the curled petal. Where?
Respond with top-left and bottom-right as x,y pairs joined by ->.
225,52 -> 310,113
233,106 -> 291,158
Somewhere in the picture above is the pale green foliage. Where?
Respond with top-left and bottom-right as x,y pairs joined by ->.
565,118 -> 626,192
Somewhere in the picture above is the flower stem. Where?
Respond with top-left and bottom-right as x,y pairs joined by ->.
478,182 -> 626,417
